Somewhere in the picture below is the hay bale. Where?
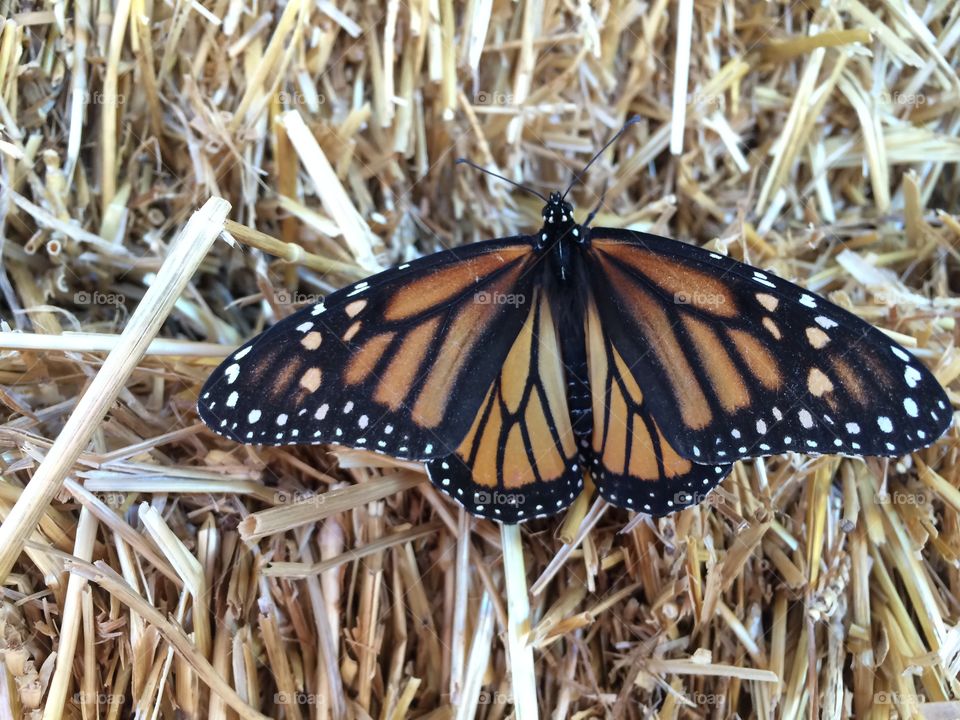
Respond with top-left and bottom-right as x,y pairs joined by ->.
0,1 -> 957,717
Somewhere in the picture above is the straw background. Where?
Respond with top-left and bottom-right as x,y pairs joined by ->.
1,0 -> 959,717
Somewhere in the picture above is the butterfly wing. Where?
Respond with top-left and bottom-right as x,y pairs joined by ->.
586,228 -> 952,464
583,293 -> 732,515
198,238 -> 539,461
426,286 -> 582,522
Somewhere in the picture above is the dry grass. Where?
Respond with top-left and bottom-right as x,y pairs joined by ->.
0,0 -> 959,718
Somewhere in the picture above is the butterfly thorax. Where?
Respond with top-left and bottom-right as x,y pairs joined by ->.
537,192 -> 586,284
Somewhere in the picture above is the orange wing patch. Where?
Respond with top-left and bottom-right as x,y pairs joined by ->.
598,242 -> 737,318
426,289 -> 582,522
385,246 -> 530,321
726,328 -> 781,390
598,255 -> 713,430
345,331 -> 396,385
411,263 -> 528,428
372,318 -> 440,409
681,315 -> 750,412
585,293 -> 732,514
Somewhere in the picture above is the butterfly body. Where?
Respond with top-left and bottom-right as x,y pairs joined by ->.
517,193 -> 600,465
199,192 -> 951,524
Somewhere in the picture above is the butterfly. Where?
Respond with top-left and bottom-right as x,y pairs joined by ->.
198,126 -> 952,524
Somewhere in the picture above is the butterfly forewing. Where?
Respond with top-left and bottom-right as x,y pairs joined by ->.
198,238 -> 538,460
583,293 -> 732,514
586,228 -> 951,464
426,286 -> 583,522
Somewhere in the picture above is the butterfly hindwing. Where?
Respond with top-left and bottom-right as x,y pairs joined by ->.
586,228 -> 951,464
583,294 -> 732,515
427,286 -> 583,522
198,238 -> 538,460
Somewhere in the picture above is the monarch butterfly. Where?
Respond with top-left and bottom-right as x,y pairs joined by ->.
198,124 -> 951,523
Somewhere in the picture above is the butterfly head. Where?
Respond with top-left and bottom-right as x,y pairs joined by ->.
537,192 -> 582,252
542,192 -> 574,223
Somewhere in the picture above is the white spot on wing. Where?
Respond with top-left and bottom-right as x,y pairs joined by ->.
877,416 -> 893,433
347,282 -> 369,297
799,294 -> 817,308
224,364 -> 240,384
904,366 -> 921,388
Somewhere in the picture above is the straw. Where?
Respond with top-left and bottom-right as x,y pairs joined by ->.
0,198 -> 230,583
4,2 -> 959,715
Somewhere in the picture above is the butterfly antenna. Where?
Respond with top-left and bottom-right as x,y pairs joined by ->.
583,180 -> 609,228
455,158 -> 548,203
562,115 -> 642,201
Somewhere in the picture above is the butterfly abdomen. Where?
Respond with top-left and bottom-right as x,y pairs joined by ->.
565,350 -> 593,447
555,286 -> 593,455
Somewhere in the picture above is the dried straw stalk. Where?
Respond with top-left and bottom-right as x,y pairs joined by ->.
1,1 -> 959,718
